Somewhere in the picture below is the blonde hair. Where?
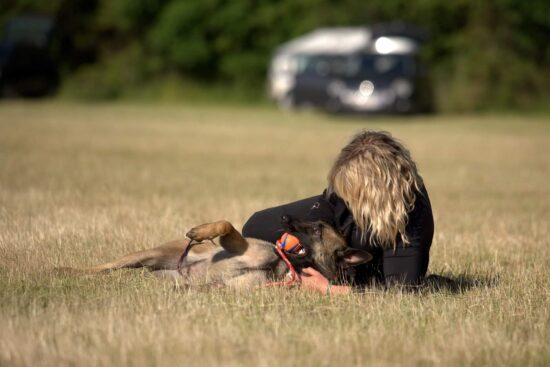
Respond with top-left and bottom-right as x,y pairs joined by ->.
327,130 -> 423,248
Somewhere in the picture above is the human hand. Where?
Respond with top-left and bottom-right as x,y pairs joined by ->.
300,267 -> 352,295
300,267 -> 329,293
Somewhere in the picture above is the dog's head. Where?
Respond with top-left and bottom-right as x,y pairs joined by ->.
280,215 -> 372,281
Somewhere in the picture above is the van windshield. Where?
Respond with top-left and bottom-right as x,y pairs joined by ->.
296,54 -> 414,79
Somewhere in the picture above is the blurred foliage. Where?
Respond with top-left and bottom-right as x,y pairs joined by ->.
1,0 -> 549,110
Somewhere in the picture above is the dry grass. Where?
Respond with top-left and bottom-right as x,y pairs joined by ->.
0,102 -> 549,366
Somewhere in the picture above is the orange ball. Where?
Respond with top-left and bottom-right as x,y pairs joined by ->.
276,233 -> 303,253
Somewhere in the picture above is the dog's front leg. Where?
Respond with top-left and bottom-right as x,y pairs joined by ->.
186,221 -> 248,254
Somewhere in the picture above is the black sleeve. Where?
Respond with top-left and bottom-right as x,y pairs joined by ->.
241,195 -> 322,243
382,188 -> 434,285
305,194 -> 337,226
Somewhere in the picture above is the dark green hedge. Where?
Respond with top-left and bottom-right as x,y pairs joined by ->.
2,0 -> 549,110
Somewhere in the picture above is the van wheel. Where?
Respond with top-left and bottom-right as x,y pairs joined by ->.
278,93 -> 296,110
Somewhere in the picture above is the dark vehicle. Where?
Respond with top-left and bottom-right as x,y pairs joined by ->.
0,15 -> 58,97
269,24 -> 433,114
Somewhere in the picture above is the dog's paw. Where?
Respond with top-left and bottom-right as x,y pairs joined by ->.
186,223 -> 220,242
186,221 -> 233,243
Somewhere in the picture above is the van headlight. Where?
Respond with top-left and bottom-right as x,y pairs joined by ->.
270,75 -> 295,98
359,80 -> 374,97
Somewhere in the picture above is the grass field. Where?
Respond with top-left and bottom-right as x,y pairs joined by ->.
0,102 -> 549,366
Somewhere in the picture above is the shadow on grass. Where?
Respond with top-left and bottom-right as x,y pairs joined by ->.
419,273 -> 500,294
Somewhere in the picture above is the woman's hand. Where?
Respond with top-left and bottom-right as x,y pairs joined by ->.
300,267 -> 352,295
300,267 -> 329,293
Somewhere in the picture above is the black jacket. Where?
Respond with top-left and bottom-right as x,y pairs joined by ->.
242,185 -> 434,286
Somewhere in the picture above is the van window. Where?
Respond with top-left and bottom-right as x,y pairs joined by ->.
295,54 -> 414,79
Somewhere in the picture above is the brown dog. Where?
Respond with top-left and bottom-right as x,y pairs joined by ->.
61,216 -> 372,289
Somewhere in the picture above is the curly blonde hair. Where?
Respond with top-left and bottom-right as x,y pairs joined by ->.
327,130 -> 423,248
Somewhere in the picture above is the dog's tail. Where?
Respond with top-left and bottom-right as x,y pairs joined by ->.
52,265 -> 113,276
53,239 -> 192,276
52,254 -> 158,276
52,261 -> 126,275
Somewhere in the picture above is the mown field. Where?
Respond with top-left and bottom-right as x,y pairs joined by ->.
0,102 -> 548,366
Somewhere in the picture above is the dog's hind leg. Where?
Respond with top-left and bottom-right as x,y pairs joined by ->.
57,239 -> 195,275
186,221 -> 248,254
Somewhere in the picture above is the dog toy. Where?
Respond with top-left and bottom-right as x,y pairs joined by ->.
276,233 -> 303,254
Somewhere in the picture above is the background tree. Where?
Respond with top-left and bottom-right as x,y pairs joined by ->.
1,0 -> 549,110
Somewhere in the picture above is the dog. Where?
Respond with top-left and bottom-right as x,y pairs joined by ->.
60,216 -> 372,290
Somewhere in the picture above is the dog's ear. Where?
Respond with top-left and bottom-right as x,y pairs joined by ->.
340,248 -> 372,267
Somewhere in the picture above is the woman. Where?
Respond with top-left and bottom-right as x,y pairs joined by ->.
242,130 -> 434,295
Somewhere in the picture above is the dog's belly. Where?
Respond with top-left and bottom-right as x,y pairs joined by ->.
170,244 -> 280,288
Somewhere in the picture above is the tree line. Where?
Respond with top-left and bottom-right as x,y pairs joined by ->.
1,0 -> 549,111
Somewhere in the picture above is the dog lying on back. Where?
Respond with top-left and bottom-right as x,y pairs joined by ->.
60,216 -> 372,290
